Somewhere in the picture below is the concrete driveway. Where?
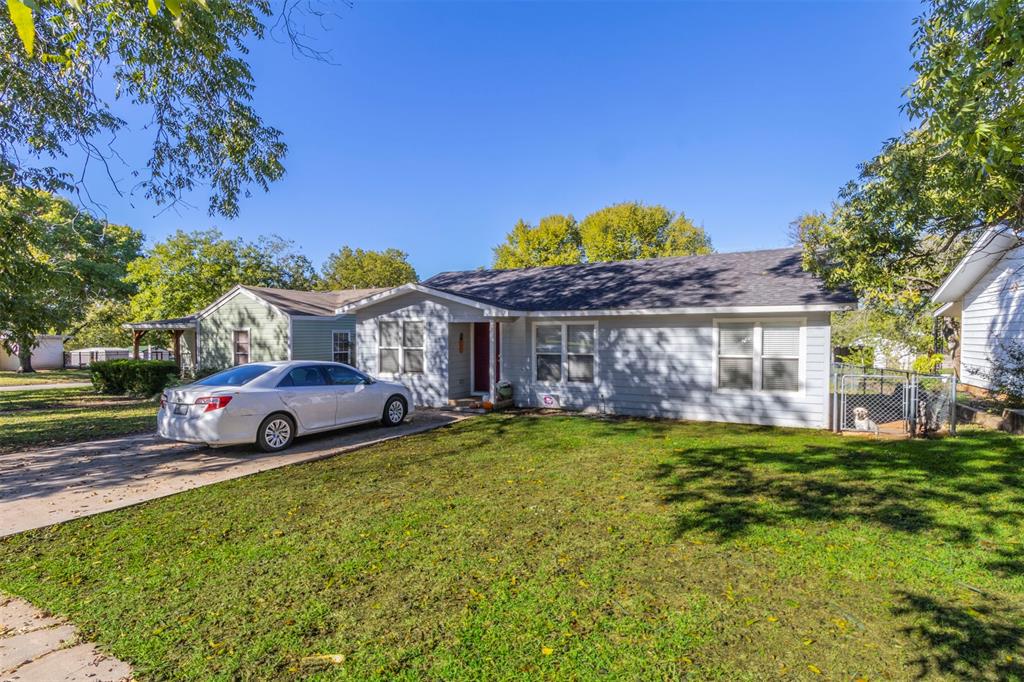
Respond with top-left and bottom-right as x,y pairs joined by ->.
0,410 -> 467,537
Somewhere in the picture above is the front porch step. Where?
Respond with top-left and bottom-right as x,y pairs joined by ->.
446,397 -> 515,412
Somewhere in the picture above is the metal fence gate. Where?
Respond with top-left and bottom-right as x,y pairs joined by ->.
832,365 -> 957,436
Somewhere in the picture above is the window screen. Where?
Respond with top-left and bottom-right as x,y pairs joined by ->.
717,324 -> 754,389
762,324 -> 799,391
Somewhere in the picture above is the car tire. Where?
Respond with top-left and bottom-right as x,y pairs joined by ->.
381,395 -> 407,427
257,413 -> 295,452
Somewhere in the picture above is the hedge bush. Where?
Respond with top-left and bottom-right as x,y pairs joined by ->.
90,359 -> 180,397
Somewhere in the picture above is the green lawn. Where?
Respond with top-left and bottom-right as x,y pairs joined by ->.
0,415 -> 1022,680
0,368 -> 92,386
0,387 -> 155,452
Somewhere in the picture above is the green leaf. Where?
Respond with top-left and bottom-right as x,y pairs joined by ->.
164,0 -> 181,16
147,0 -> 159,16
6,0 -> 34,56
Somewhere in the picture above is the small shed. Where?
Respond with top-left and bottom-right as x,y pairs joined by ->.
0,334 -> 66,371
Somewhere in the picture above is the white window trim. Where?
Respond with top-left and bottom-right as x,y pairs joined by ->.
332,329 -> 353,365
377,319 -> 425,375
531,321 -> 599,386
712,318 -> 806,395
233,328 -> 251,366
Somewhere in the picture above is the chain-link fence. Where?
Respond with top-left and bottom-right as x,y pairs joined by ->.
832,365 -> 957,436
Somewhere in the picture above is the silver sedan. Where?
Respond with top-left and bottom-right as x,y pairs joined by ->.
158,361 -> 414,451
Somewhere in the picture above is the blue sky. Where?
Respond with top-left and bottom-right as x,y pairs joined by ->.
76,1 -> 921,279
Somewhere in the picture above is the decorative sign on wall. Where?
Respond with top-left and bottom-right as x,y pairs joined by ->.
540,394 -> 559,408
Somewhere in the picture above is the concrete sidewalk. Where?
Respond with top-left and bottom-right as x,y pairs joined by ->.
0,409 -> 467,537
0,382 -> 92,392
0,594 -> 131,681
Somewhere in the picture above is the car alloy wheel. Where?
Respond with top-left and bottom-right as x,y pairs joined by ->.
386,398 -> 405,425
264,417 -> 291,449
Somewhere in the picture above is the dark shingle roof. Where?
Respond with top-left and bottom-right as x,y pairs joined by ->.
242,286 -> 388,316
422,247 -> 855,311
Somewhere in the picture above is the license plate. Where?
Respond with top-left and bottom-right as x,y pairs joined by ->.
173,403 -> 189,415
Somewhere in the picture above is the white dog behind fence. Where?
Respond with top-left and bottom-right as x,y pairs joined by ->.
852,406 -> 880,434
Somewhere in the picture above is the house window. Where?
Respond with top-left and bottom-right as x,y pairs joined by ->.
233,330 -> 250,365
333,331 -> 353,365
717,324 -> 754,389
716,321 -> 802,392
761,324 -> 800,392
403,321 -> 425,373
534,323 -> 596,383
379,320 -> 424,374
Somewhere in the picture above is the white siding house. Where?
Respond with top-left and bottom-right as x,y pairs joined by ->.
0,334 -> 65,371
933,226 -> 1024,389
344,248 -> 855,428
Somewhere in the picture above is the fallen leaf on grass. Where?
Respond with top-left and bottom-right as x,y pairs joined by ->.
808,664 -> 822,674
301,654 -> 346,665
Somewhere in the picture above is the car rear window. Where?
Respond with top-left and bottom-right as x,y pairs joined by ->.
193,364 -> 273,387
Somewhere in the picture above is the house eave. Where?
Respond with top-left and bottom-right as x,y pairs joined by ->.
524,303 -> 855,317
337,283 -> 855,317
196,285 -> 288,321
931,224 -> 1017,304
335,283 -> 523,317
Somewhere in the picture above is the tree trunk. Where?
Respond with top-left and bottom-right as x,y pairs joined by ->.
941,317 -> 960,380
16,337 -> 35,374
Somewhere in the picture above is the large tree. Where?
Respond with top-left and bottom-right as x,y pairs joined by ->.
802,0 -> 1024,310
0,0 -> 305,217
492,215 -> 582,269
580,202 -> 713,262
126,229 -> 317,321
0,187 -> 143,371
319,247 -> 418,290
492,202 -> 713,268
69,300 -> 134,350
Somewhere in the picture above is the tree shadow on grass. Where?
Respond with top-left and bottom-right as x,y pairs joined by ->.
651,431 -> 1024,546
648,428 -> 1024,679
893,591 -> 1024,680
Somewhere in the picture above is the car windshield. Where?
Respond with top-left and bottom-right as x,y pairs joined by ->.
192,364 -> 273,387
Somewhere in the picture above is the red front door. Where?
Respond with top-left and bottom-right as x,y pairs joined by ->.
472,322 -> 500,393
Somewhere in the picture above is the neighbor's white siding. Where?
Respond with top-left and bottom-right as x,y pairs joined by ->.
501,312 -> 832,428
356,292 -> 486,406
959,245 -> 1024,389
0,335 -> 64,371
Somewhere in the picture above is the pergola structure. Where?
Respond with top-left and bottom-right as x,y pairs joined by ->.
122,316 -> 197,372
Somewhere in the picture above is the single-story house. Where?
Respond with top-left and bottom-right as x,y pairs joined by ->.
932,225 -> 1024,390
336,247 -> 856,428
126,285 -> 385,374
0,333 -> 66,371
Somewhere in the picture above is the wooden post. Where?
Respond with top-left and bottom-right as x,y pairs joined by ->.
488,320 -> 496,404
131,330 -> 147,359
172,330 -> 182,373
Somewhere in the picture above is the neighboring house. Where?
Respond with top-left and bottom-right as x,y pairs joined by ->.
0,334 -> 66,371
842,336 -> 916,371
337,248 -> 856,428
64,346 -> 174,368
932,225 -> 1024,390
126,285 -> 385,373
